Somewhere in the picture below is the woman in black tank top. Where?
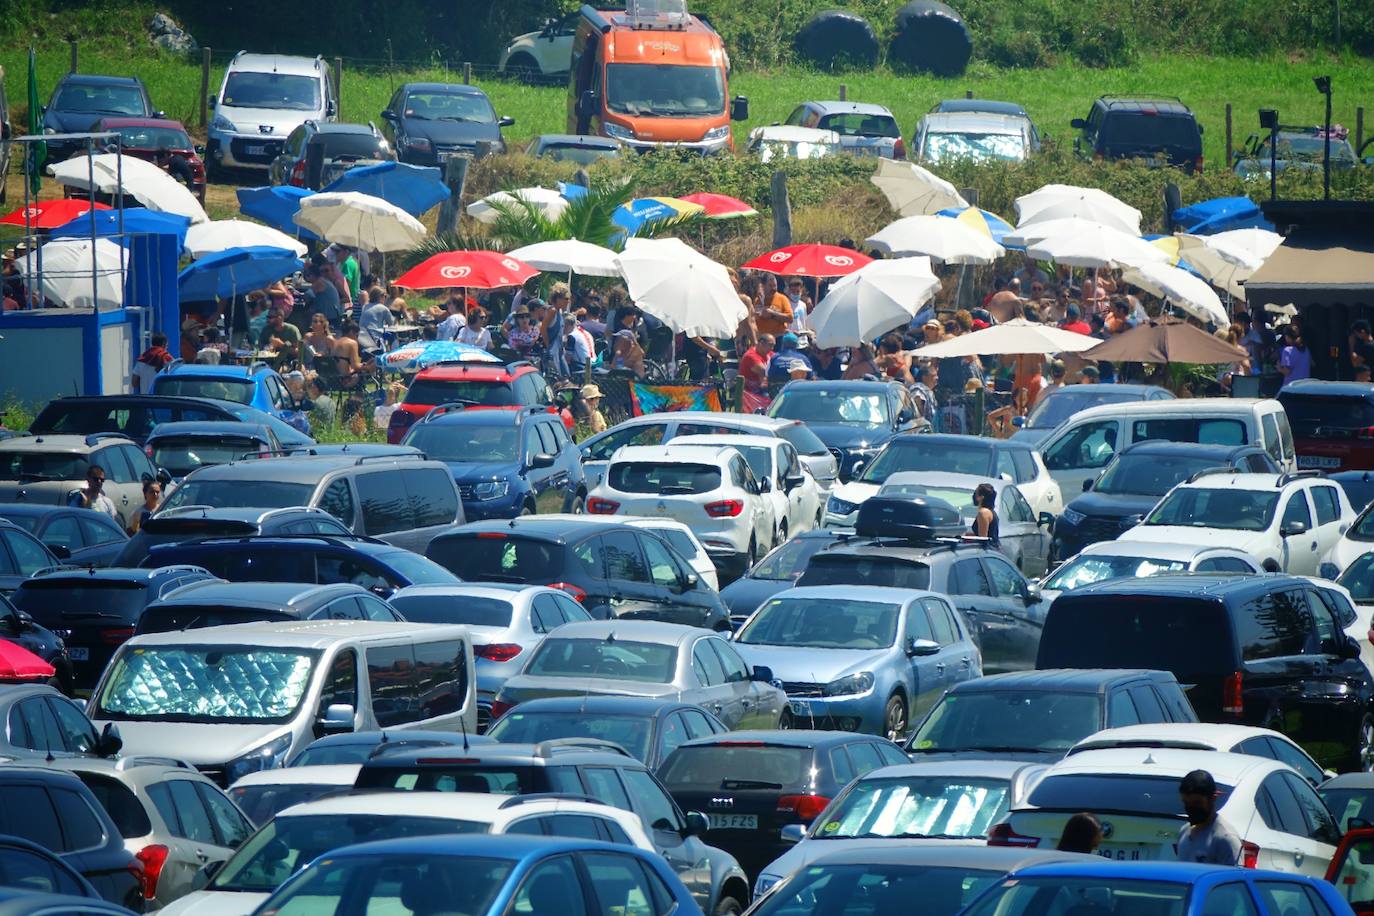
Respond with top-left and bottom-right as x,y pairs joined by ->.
972,482 -> 1000,543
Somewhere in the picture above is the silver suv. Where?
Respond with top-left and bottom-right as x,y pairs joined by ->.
0,433 -> 158,529
208,52 -> 335,175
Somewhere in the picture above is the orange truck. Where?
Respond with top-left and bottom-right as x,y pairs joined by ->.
568,0 -> 749,154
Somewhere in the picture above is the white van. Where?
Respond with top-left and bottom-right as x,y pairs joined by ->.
1038,398 -> 1295,495
207,52 -> 335,176
88,620 -> 476,785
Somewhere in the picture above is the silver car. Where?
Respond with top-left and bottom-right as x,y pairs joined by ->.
782,100 -> 904,158
491,620 -> 787,730
387,583 -> 592,730
913,110 -> 1036,164
732,585 -> 982,741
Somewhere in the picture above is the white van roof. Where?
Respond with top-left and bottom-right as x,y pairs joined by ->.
119,619 -> 469,650
1065,397 -> 1278,423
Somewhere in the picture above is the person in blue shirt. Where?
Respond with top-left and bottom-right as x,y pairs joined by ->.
768,332 -> 813,382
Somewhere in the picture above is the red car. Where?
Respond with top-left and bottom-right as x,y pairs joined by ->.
1327,827 -> 1374,915
94,117 -> 207,203
388,359 -> 573,444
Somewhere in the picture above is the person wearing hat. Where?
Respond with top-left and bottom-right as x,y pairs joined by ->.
574,384 -> 607,434
1078,364 -> 1101,385
1060,304 -> 1091,336
507,304 -> 540,357
769,332 -> 813,382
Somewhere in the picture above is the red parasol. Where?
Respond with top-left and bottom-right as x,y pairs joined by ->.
0,641 -> 56,682
393,250 -> 539,291
678,193 -> 758,219
740,243 -> 872,277
0,199 -> 112,230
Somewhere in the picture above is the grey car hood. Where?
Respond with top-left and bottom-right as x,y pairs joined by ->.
498,675 -> 680,705
760,836 -> 979,886
90,720 -> 292,767
217,105 -> 317,135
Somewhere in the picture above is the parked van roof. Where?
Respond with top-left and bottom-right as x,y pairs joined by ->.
118,619 -> 469,650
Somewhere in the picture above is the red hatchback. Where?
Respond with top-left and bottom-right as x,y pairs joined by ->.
94,117 -> 207,203
388,360 -> 572,444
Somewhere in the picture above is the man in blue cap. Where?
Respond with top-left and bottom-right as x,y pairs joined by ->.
768,332 -> 813,382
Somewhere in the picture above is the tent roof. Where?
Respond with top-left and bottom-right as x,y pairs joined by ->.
1244,230 -> 1374,308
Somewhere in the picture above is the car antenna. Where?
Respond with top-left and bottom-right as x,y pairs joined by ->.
379,730 -> 388,744
459,716 -> 470,752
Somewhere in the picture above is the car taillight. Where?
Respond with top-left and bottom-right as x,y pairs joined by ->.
474,643 -> 522,663
489,698 -> 514,721
290,159 -> 306,186
1194,156 -> 1205,174
1358,427 -> 1374,440
987,822 -> 1040,848
777,794 -> 831,822
893,137 -> 906,160
549,582 -> 587,603
387,408 -> 417,444
101,627 -> 136,645
135,844 -> 168,900
1223,670 -> 1244,717
587,497 -> 620,515
705,499 -> 744,518
1241,840 -> 1259,869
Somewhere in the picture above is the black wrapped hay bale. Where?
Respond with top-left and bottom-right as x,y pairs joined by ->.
889,0 -> 972,76
795,10 -> 881,69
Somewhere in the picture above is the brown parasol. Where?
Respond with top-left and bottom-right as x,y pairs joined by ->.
1080,317 -> 1247,364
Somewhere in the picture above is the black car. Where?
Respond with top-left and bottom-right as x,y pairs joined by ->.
0,519 -> 63,595
135,580 -> 404,635
354,741 -> 751,915
113,506 -> 350,568
1038,573 -> 1374,770
269,120 -> 395,189
484,695 -> 728,769
0,766 -> 144,910
142,534 -> 459,596
1,592 -> 74,694
41,73 -> 160,161
381,82 -> 513,164
27,395 -> 309,448
1331,470 -> 1374,515
0,834 -> 103,899
768,380 -> 927,482
143,421 -> 280,484
10,566 -> 217,693
1052,441 -> 1279,560
658,730 -> 910,877
1071,96 -> 1204,172
904,669 -> 1197,762
426,518 -> 730,630
720,529 -> 847,627
0,504 -> 128,567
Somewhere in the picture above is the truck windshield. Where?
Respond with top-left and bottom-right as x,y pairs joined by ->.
605,64 -> 725,116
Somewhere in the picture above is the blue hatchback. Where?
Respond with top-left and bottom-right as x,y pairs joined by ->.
401,405 -> 586,520
254,834 -> 698,916
150,363 -> 305,432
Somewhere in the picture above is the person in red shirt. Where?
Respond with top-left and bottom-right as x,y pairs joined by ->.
739,334 -> 774,395
1059,303 -> 1092,336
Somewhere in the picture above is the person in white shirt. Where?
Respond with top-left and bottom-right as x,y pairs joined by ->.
458,308 -> 493,350
785,277 -> 811,335
436,298 -> 467,341
68,468 -> 119,523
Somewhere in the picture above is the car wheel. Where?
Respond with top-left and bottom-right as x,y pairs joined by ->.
504,53 -> 540,82
569,494 -> 585,515
1356,714 -> 1374,773
883,693 -> 908,742
713,895 -> 744,915
776,522 -> 788,550
1262,558 -> 1281,572
778,709 -> 794,729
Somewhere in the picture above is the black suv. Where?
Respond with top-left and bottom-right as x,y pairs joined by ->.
114,505 -> 351,567
905,669 -> 1197,762
11,566 -> 217,693
1053,441 -> 1279,560
354,740 -> 751,914
426,518 -> 730,630
135,580 -> 403,634
1071,96 -> 1204,172
41,73 -> 160,161
270,120 -> 395,189
768,380 -> 927,482
1038,573 -> 1373,770
29,395 -> 273,447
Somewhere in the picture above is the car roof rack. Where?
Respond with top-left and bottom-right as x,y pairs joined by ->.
423,400 -> 484,421
1277,470 -> 1325,487
498,793 -> 608,810
115,756 -> 194,771
173,533 -> 383,547
1186,466 -> 1242,484
353,452 -> 426,466
533,738 -> 633,759
84,432 -> 134,446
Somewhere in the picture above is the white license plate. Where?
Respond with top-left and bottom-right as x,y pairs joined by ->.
708,814 -> 758,830
789,700 -> 811,716
1299,455 -> 1341,468
1098,845 -> 1153,861
67,647 -> 89,661
245,145 -> 267,156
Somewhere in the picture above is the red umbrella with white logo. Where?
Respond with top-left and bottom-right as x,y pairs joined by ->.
393,250 -> 539,291
0,641 -> 55,683
0,198 -> 110,230
740,243 -> 872,277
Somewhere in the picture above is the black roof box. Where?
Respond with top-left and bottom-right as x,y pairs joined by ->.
854,495 -> 964,542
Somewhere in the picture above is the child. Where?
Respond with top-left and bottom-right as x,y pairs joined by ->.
373,382 -> 405,431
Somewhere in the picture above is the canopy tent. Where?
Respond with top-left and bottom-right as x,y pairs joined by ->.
1244,231 -> 1374,310
1171,196 -> 1275,235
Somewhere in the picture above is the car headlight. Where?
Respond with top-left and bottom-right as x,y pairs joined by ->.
1059,508 -> 1085,526
472,480 -> 510,500
603,122 -> 635,142
701,125 -> 731,143
224,733 -> 291,784
210,114 -> 238,133
405,136 -> 432,151
823,671 -> 874,697
827,495 -> 859,516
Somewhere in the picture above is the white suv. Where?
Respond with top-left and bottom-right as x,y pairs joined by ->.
1119,470 -> 1353,575
497,10 -> 578,80
208,52 -> 335,175
588,444 -> 774,578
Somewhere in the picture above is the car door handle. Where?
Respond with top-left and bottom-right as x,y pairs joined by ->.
194,849 -> 209,862
935,663 -> 945,673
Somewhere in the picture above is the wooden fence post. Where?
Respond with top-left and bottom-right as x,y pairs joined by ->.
1225,103 -> 1233,166
838,84 -> 847,101
436,155 -> 470,237
770,171 -> 792,249
1358,108 -> 1365,157
199,48 -> 212,128
69,40 -> 78,73
463,63 -> 472,85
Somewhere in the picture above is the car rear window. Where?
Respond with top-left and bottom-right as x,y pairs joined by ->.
12,579 -> 149,628
229,782 -> 343,825
1029,774 -> 1231,815
775,423 -> 831,458
608,462 -> 721,495
526,638 -> 677,684
1102,112 -> 1200,150
1278,394 -> 1374,438
0,451 -> 90,481
1039,595 -> 1237,674
426,535 -> 559,583
77,773 -> 153,838
153,377 -> 255,405
158,480 -> 316,513
403,379 -> 516,407
151,438 -> 263,475
354,763 -> 549,795
659,745 -> 811,788
799,555 -> 930,590
313,133 -> 385,158
388,595 -> 513,627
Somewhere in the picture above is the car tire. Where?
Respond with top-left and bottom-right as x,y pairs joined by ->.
883,693 -> 908,742
1356,713 -> 1374,773
779,709 -> 794,729
504,53 -> 540,82
776,522 -> 788,550
569,494 -> 585,515
713,894 -> 745,915
1262,558 -> 1281,572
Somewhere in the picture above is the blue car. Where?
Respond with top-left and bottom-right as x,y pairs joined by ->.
151,363 -> 307,433
253,834 -> 699,916
401,405 -> 586,520
958,860 -> 1355,916
732,585 -> 982,741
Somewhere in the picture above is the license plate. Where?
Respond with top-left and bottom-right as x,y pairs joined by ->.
708,814 -> 758,830
789,700 -> 811,717
67,647 -> 89,661
1299,455 -> 1341,468
1143,157 -> 1164,167
1098,845 -> 1153,861
245,144 -> 267,156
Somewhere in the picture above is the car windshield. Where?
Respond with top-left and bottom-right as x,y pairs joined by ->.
751,862 -> 1004,916
800,555 -> 931,590
154,377 -> 255,404
95,646 -> 318,723
1094,453 -> 1223,496
1320,787 -> 1374,832
159,479 -> 315,512
771,390 -> 889,427
151,438 -> 262,476
114,125 -> 192,148
726,446 -> 772,483
485,712 -> 652,761
1025,389 -> 1146,430
223,71 -> 321,111
605,63 -> 725,116
54,84 -> 146,115
1280,394 -> 1374,436
1259,134 -> 1356,162
251,852 -> 512,914
738,596 -> 899,649
818,113 -> 901,138
403,379 -> 516,407
1043,554 -> 1189,592
750,536 -> 835,582
388,594 -> 513,626
813,776 -> 1010,840
403,91 -> 495,122
878,482 -> 975,519
860,440 -> 992,483
961,877 -> 1190,916
923,131 -> 1024,162
0,451 -> 90,481
403,425 -> 518,463
660,744 -> 810,787
228,782 -> 346,825
1338,553 -> 1374,602
909,691 -> 1101,754
376,552 -> 460,586
1144,487 -> 1278,531
609,462 -> 721,495
213,812 -> 487,892
525,638 -> 677,684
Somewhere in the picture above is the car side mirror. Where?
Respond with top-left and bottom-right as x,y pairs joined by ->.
906,637 -> 940,657
730,96 -> 749,122
153,110 -> 166,120
320,703 -> 354,732
780,824 -> 805,845
5,612 -> 22,635
381,109 -> 395,122
1350,817 -> 1372,831
759,477 -> 772,493
528,452 -> 556,469
97,722 -> 123,758
1082,477 -> 1094,492
1070,118 -> 1087,129
1037,511 -> 1055,531
47,544 -> 72,560
194,144 -> 206,156
1281,520 -> 1308,537
683,810 -> 709,837
207,95 -> 216,108
896,409 -> 914,425
157,467 -> 173,486
750,664 -> 774,683
191,860 -> 224,891
1023,582 -> 1042,603
681,571 -> 700,591
326,99 -> 337,117
499,116 -> 515,127
785,473 -> 806,491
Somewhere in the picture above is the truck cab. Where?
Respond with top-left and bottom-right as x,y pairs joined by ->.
568,0 -> 747,154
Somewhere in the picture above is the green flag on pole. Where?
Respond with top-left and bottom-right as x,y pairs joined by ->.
26,48 -> 46,197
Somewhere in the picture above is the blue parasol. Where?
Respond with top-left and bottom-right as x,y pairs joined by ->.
380,340 -> 501,371
49,207 -> 192,248
323,161 -> 451,217
236,186 -> 320,241
178,245 -> 304,302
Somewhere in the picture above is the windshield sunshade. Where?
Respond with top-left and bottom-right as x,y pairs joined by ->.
97,646 -> 316,722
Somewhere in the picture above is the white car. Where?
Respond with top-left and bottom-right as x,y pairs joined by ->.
746,125 -> 843,162
589,444 -> 775,576
1067,723 -> 1331,786
1303,576 -> 1374,677
161,791 -> 654,915
1037,540 -> 1262,605
1322,500 -> 1374,578
497,10 -> 577,80
671,434 -> 824,546
537,513 -> 720,591
207,52 -> 336,175
876,471 -> 1052,576
226,764 -> 361,826
992,748 -> 1340,876
1119,471 -> 1354,575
